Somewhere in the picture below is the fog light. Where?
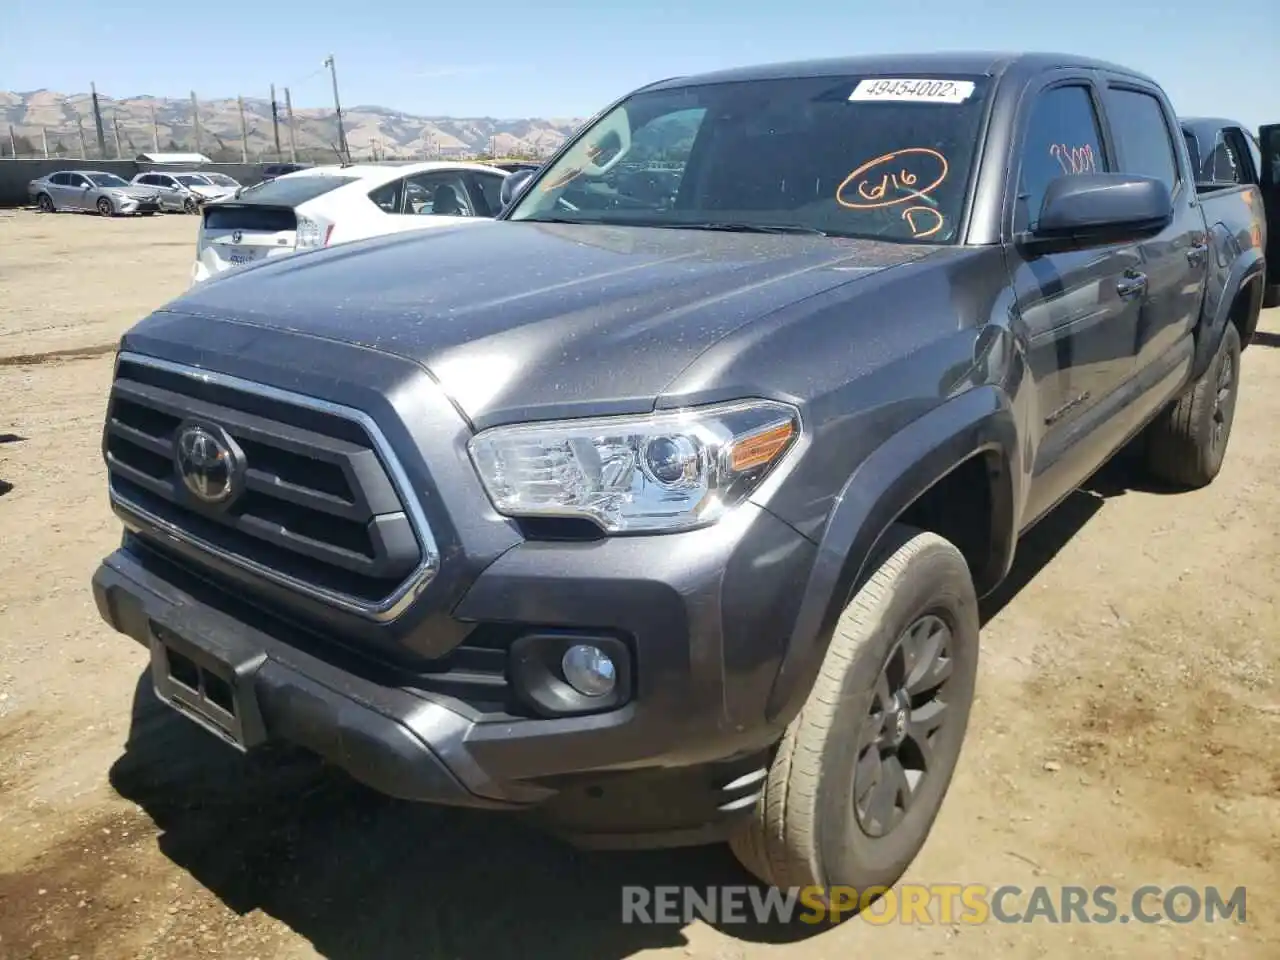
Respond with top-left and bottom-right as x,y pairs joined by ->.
562,644 -> 617,697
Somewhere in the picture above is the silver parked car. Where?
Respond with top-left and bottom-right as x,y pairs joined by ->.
28,170 -> 161,216
131,171 -> 240,213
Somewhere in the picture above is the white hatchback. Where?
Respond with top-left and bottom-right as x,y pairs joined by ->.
191,161 -> 510,285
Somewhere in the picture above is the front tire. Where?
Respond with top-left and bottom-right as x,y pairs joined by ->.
730,525 -> 979,907
97,197 -> 114,217
1143,323 -> 1241,488
183,197 -> 198,214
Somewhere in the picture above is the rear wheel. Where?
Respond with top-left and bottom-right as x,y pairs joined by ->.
729,525 -> 979,908
96,197 -> 114,217
36,193 -> 55,213
1143,323 -> 1241,488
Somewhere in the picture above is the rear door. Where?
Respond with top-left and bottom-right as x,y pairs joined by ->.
1097,79 -> 1207,382
47,172 -> 73,206
196,173 -> 358,277
1004,76 -> 1145,520
66,173 -> 92,210
1259,124 -> 1280,302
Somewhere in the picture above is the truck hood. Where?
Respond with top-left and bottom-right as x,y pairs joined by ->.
160,220 -> 937,425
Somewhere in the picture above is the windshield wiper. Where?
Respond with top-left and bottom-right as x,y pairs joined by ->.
665,222 -> 829,236
516,217 -> 829,236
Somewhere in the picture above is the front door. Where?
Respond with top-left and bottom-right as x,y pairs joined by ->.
1259,124 -> 1280,304
1098,80 -> 1207,378
1004,78 -> 1145,523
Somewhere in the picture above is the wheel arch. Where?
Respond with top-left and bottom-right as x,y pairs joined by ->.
1194,249 -> 1265,377
764,385 -> 1018,726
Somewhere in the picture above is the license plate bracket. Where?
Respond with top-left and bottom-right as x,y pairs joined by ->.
149,617 -> 268,752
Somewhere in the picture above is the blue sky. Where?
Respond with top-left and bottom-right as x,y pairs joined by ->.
2,0 -> 1275,127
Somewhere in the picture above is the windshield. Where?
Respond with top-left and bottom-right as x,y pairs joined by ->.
176,174 -> 211,187
87,173 -> 130,187
202,173 -> 238,187
508,75 -> 991,243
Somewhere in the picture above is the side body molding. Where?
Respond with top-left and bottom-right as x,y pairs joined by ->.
764,385 -> 1019,724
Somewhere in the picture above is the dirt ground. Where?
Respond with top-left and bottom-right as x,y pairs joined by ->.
0,210 -> 1277,959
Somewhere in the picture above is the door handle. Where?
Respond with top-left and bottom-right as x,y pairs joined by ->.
1187,242 -> 1209,265
1116,273 -> 1148,299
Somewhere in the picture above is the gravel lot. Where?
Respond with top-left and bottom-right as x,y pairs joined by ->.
1,210 -> 1277,959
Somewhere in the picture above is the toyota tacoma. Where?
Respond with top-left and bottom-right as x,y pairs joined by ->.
93,52 -> 1272,899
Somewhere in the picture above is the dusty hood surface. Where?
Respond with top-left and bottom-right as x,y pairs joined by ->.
158,220 -> 939,424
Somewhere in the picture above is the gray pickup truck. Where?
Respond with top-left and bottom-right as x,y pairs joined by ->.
93,52 -> 1271,902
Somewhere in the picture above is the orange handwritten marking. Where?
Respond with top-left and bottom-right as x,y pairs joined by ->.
837,148 -> 949,210
902,205 -> 944,238
1049,143 -> 1096,175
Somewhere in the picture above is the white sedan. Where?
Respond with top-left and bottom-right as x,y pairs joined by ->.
191,161 -> 509,285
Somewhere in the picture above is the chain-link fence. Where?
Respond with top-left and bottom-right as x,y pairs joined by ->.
1,89 -> 565,164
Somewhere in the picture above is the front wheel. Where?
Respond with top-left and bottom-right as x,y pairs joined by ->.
96,197 -> 114,217
729,525 -> 979,907
1143,323 -> 1241,488
183,197 -> 198,215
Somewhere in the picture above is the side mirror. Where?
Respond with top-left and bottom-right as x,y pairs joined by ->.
1029,173 -> 1172,245
499,169 -> 535,210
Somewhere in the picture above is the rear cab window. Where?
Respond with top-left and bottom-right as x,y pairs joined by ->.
1101,87 -> 1180,193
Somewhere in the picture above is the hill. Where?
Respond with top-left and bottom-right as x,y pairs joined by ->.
0,88 -> 585,161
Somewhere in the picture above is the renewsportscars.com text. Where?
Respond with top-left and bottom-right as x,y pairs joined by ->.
621,884 -> 1247,926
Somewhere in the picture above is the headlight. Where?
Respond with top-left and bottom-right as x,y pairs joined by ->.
467,399 -> 800,533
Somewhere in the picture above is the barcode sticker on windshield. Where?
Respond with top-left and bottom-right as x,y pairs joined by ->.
849,79 -> 976,104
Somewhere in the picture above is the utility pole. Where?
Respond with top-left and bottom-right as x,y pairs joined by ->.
150,101 -> 160,152
323,54 -> 348,162
112,115 -> 123,159
76,116 -> 88,158
7,124 -> 16,158
269,84 -> 283,160
90,81 -> 107,158
283,87 -> 298,162
41,126 -> 49,158
190,91 -> 202,155
237,95 -> 249,161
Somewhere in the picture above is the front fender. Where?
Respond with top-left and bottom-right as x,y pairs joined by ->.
763,385 -> 1018,725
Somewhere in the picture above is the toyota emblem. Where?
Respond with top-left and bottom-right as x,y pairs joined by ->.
231,230 -> 243,244
173,422 -> 244,506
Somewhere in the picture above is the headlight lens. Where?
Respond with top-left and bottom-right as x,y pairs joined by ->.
467,400 -> 800,533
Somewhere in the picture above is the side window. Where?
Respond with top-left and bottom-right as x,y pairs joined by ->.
138,174 -> 157,186
1103,87 -> 1178,191
1205,130 -> 1242,183
1181,131 -> 1200,177
50,172 -> 71,186
368,178 -> 402,213
1015,85 -> 1108,231
469,172 -> 506,215
407,172 -> 474,216
68,174 -> 88,188
1222,128 -> 1258,184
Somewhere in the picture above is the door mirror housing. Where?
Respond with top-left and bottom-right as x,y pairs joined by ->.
499,169 -> 535,211
1027,173 -> 1172,247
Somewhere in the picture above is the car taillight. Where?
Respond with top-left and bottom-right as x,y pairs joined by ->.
296,216 -> 335,249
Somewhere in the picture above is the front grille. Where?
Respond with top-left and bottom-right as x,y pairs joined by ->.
104,353 -> 438,618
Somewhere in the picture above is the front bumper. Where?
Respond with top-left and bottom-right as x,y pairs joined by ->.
94,495 -> 818,845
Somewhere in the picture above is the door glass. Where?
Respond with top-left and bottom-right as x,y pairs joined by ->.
1103,88 -> 1178,191
1015,85 -> 1109,231
470,173 -> 505,215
